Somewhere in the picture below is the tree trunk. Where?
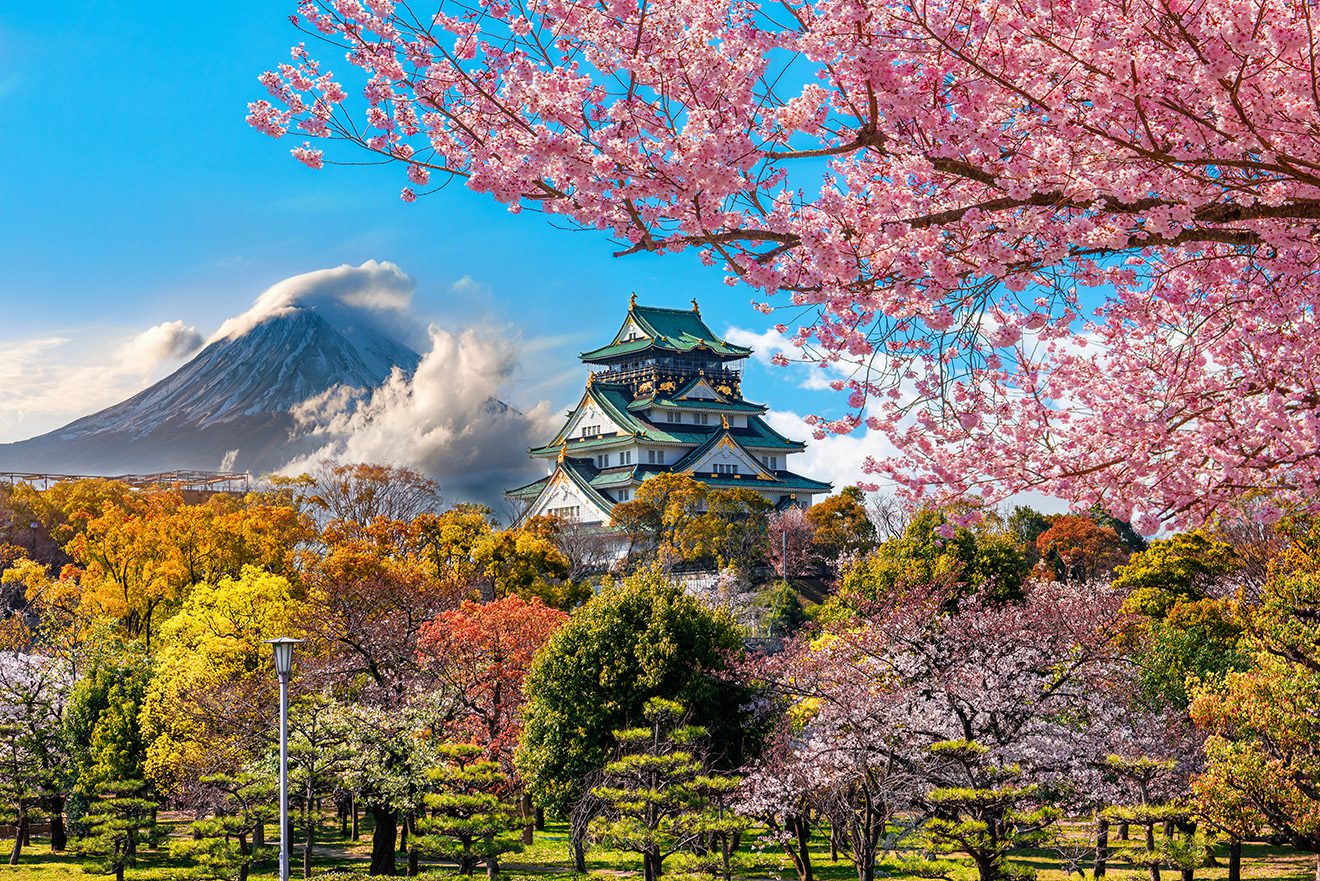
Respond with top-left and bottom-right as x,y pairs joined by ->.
115,861 -> 125,881
1146,824 -> 1160,881
50,803 -> 67,853
781,816 -> 813,881
1228,840 -> 1241,881
571,829 -> 587,873
535,808 -> 545,831
238,835 -> 251,881
1094,816 -> 1109,880
398,815 -> 408,854
303,801 -> 316,880
973,855 -> 999,881
486,836 -> 500,881
407,838 -> 419,878
1119,822 -> 1129,840
829,824 -> 839,862
521,793 -> 535,845
369,806 -> 398,876
9,815 -> 24,865
253,821 -> 265,850
352,796 -> 360,841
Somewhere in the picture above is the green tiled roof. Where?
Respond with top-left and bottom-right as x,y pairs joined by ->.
628,397 -> 766,415
506,475 -> 550,500
581,304 -> 753,362
531,402 -> 806,457
677,471 -> 833,494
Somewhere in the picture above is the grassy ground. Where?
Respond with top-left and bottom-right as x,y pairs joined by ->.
1,816 -> 1314,881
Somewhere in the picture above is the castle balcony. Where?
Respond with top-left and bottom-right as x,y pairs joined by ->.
589,363 -> 742,398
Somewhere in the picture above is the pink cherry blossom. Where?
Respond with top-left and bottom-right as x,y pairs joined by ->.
251,0 -> 1320,531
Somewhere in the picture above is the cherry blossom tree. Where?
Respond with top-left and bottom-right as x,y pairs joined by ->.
746,577 -> 1127,881
252,0 -> 1320,531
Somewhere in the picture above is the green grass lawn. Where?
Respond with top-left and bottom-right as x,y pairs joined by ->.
2,816 -> 1315,881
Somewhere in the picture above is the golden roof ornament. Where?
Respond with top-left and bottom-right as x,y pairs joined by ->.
691,297 -> 700,314
721,413 -> 730,429
557,443 -> 568,463
629,292 -> 638,309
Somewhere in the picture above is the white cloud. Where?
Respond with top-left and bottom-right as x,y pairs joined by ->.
210,259 -> 416,343
0,323 -> 202,443
117,320 -> 203,373
766,408 -> 903,493
282,324 -> 559,510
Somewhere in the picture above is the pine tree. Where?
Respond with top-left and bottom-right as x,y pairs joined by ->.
1102,756 -> 1203,881
589,698 -> 744,881
416,743 -> 520,879
922,741 -> 1058,881
171,771 -> 276,881
77,779 -> 157,881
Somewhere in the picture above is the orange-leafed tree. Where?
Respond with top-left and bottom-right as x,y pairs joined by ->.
419,596 -> 568,841
1035,515 -> 1130,583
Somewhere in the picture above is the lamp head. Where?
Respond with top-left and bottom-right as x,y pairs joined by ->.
265,637 -> 303,678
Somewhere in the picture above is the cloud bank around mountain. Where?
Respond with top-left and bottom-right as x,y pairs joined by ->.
284,324 -> 558,511
210,259 -> 418,346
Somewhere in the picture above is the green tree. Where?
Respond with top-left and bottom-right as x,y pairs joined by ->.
1101,756 -> 1198,881
171,770 -> 276,881
837,509 -> 1028,611
416,743 -> 520,879
923,741 -> 1058,881
589,698 -> 744,881
65,651 -> 153,833
1115,532 -> 1249,711
1114,532 -> 1241,618
76,778 -> 158,881
516,570 -> 754,867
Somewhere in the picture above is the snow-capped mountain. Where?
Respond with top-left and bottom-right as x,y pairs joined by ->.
0,308 -> 421,476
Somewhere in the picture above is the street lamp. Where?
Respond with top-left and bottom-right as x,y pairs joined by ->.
266,637 -> 302,881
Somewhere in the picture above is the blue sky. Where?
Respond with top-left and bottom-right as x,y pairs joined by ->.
0,2 -> 878,489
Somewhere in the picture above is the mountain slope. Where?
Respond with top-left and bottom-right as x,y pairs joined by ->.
0,309 -> 421,476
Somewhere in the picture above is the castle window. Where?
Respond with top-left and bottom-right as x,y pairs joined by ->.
549,506 -> 580,520
617,489 -> 631,501
581,424 -> 601,437
597,454 -> 609,468
713,463 -> 736,475
620,451 -> 633,465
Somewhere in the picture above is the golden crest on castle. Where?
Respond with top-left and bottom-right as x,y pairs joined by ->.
660,381 -> 676,392
716,384 -> 733,396
638,381 -> 654,395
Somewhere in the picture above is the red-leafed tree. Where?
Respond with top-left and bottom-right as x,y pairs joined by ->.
418,597 -> 568,839
252,0 -> 1320,533
1035,516 -> 1132,583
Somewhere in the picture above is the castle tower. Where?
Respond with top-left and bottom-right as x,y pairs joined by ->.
507,297 -> 831,526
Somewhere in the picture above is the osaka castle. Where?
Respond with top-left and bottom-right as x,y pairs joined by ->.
507,296 -> 831,526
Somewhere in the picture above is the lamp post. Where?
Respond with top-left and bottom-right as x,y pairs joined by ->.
266,637 -> 302,881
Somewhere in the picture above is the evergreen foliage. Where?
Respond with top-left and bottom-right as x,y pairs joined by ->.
589,698 -> 744,881
416,743 -> 520,879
